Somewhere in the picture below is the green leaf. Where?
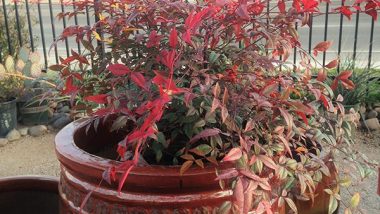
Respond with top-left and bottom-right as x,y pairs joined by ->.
180,161 -> 193,175
190,144 -> 212,156
285,197 -> 298,213
328,195 -> 338,214
350,193 -> 360,208
218,201 -> 232,214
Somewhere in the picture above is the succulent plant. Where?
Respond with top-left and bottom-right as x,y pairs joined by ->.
0,47 -> 43,102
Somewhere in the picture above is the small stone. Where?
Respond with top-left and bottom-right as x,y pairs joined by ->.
366,110 -> 378,119
373,102 -> 380,108
49,113 -> 68,124
52,115 -> 72,130
365,118 -> 380,130
6,129 -> 21,142
58,105 -> 70,113
374,107 -> 380,114
18,128 -> 28,136
28,125 -> 48,137
0,138 -> 8,147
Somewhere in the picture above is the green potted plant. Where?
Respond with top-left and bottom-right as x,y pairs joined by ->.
53,0 -> 378,213
15,47 -> 55,125
0,56 -> 24,137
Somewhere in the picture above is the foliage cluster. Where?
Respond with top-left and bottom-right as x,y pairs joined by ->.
53,0 -> 379,213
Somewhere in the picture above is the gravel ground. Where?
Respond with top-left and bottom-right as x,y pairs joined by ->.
0,132 -> 60,177
0,129 -> 379,213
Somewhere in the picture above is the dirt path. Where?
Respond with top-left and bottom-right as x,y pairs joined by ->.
0,132 -> 59,177
0,130 -> 379,213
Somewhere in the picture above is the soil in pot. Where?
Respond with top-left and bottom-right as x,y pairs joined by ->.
0,176 -> 59,214
0,97 -> 17,137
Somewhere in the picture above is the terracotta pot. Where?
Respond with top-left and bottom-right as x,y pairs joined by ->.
0,176 -> 59,213
56,120 -> 338,213
55,120 -> 233,213
377,167 -> 380,195
292,157 -> 339,214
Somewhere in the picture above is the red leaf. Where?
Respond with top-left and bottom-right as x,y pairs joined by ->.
189,128 -> 221,144
325,59 -> 339,69
222,148 -> 242,162
169,28 -> 178,48
234,178 -> 244,212
146,30 -> 161,48
62,76 -> 78,95
336,70 -> 353,81
278,0 -> 286,13
296,111 -> 308,125
365,1 -> 378,21
313,41 -> 333,56
317,69 -> 327,81
117,162 -> 134,193
258,155 -> 278,170
85,94 -> 108,104
108,64 -> 131,76
335,6 -> 353,20
130,72 -> 148,91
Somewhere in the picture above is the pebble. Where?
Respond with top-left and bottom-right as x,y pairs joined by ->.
366,110 -> 378,119
0,138 -> 8,147
28,125 -> 48,137
58,105 -> 70,113
49,113 -> 68,124
52,115 -> 72,130
18,128 -> 29,136
365,118 -> 380,130
6,129 -> 21,142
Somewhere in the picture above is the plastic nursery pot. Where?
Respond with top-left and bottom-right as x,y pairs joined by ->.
55,119 -> 234,213
0,176 -> 59,214
18,88 -> 49,126
0,97 -> 17,137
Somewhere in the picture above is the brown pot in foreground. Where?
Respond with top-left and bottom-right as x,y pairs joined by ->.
55,120 -> 338,213
0,176 -> 59,214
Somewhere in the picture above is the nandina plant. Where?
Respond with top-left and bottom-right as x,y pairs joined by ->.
52,0 -> 379,213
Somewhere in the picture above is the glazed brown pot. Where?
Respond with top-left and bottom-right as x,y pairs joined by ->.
55,120 -> 233,213
0,176 -> 59,213
55,119 -> 338,213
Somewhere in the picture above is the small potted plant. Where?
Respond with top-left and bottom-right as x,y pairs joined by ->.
53,0 -> 378,213
0,56 -> 24,136
16,47 -> 56,125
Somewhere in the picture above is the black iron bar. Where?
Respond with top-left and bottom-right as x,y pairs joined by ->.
72,0 -> 81,53
308,15 -> 313,54
367,18 -> 375,70
37,2 -> 48,68
25,0 -> 34,51
293,23 -> 297,71
352,4 -> 360,65
337,1 -> 344,73
322,3 -> 329,67
14,1 -> 23,47
48,0 -> 59,64
2,0 -> 12,55
60,3 -> 70,57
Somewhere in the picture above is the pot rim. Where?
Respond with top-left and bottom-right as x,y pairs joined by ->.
0,175 -> 59,192
55,119 -> 224,177
0,97 -> 17,105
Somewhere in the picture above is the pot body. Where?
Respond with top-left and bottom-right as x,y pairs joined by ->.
0,98 -> 17,137
56,120 -> 338,214
18,88 -> 49,125
0,176 -> 59,213
55,120 -> 233,214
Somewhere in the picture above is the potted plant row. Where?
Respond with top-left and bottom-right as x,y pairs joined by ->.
52,0 -> 379,213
